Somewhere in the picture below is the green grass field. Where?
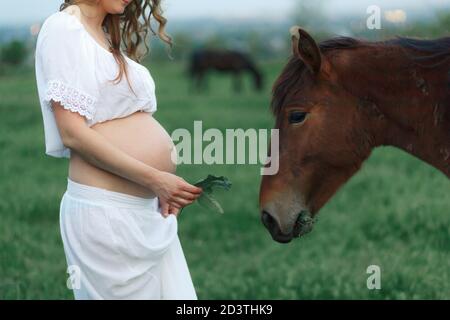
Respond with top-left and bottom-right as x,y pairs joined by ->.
0,59 -> 449,299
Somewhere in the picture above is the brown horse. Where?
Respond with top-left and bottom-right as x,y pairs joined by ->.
189,49 -> 263,92
259,26 -> 450,243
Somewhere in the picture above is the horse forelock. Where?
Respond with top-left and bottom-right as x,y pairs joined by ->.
271,56 -> 305,117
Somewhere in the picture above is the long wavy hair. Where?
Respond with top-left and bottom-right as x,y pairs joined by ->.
60,0 -> 171,86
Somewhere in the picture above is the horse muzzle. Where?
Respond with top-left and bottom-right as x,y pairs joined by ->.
261,209 -> 315,243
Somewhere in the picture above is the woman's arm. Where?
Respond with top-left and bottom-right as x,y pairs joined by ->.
52,101 -> 202,209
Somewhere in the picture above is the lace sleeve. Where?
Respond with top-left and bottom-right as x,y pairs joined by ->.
45,80 -> 97,120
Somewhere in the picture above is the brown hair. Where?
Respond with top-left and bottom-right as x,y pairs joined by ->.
60,0 -> 172,87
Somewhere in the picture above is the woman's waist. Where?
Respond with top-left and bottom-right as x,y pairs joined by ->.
64,177 -> 160,211
69,150 -> 158,198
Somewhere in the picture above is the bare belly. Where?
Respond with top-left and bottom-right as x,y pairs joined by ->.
68,111 -> 176,198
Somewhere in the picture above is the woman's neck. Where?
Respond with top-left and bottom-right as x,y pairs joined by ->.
76,2 -> 107,29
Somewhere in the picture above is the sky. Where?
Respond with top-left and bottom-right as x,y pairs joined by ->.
0,0 -> 449,26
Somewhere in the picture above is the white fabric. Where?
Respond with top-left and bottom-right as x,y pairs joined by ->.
60,178 -> 197,300
35,11 -> 157,158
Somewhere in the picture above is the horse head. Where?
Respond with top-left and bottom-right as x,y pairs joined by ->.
259,27 -> 375,243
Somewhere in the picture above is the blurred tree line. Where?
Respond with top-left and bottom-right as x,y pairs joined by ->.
0,40 -> 29,75
145,5 -> 449,64
1,3 -> 448,73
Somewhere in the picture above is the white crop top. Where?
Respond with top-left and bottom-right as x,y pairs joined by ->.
35,10 -> 157,158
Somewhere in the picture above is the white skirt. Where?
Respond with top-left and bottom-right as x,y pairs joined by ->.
59,178 -> 197,300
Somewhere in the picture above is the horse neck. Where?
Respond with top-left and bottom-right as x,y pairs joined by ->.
335,45 -> 450,177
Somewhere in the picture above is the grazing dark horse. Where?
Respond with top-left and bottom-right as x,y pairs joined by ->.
189,49 -> 263,92
259,26 -> 450,243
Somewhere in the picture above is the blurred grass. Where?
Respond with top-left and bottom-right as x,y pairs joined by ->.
0,59 -> 449,299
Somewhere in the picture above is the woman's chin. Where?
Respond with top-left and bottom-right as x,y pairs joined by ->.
111,8 -> 125,15
108,5 -> 126,15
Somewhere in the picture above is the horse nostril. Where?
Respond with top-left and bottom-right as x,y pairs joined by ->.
261,210 -> 292,243
261,210 -> 277,230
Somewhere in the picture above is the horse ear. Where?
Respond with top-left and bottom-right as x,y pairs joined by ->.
290,26 -> 323,75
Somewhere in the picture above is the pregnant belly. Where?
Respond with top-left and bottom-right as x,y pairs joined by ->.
68,111 -> 176,198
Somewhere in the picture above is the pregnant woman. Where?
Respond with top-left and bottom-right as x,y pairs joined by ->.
34,0 -> 202,299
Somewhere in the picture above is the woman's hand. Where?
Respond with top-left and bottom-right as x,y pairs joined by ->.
159,197 -> 181,218
152,171 -> 202,214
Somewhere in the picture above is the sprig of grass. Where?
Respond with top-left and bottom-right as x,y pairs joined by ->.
193,175 -> 232,214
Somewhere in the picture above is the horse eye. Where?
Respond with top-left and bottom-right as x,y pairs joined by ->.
289,111 -> 308,124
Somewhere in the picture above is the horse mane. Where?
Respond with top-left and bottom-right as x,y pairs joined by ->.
271,36 -> 450,116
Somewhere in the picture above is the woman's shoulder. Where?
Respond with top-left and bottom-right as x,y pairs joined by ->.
39,8 -> 84,39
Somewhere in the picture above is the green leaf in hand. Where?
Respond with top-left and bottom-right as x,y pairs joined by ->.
194,175 -> 232,192
197,191 -> 224,214
194,175 -> 232,214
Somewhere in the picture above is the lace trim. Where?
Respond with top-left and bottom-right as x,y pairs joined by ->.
45,80 -> 97,120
